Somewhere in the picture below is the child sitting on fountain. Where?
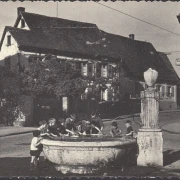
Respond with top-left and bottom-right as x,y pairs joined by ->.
77,119 -> 92,135
125,120 -> 134,137
65,114 -> 77,135
91,112 -> 104,134
47,118 -> 60,137
110,121 -> 122,137
57,118 -> 67,135
30,130 -> 43,171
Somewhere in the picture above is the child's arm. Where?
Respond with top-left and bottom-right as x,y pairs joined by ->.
117,129 -> 122,135
126,131 -> 133,136
66,129 -> 75,135
110,130 -> 114,137
34,137 -> 42,147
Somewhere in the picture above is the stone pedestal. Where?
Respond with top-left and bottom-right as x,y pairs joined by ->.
137,82 -> 163,167
137,129 -> 163,167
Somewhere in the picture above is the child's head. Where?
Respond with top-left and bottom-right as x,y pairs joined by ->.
91,112 -> 96,118
42,120 -> 47,125
70,114 -> 76,121
33,130 -> 40,137
48,118 -> 56,126
39,120 -> 47,126
85,119 -> 91,124
125,120 -> 131,127
111,121 -> 118,129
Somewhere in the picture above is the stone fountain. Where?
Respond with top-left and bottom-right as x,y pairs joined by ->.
41,135 -> 136,174
137,68 -> 163,167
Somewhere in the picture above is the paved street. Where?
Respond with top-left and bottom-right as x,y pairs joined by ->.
1,111 -> 180,177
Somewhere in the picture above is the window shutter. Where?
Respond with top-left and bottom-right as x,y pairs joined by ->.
96,63 -> 101,77
108,65 -> 113,78
171,86 -> 174,97
88,63 -> 93,77
162,86 -> 165,95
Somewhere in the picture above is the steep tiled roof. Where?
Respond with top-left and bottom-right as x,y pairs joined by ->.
15,12 -> 98,30
1,12 -> 179,83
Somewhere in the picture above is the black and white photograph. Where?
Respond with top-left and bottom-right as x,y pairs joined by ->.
0,1 -> 180,178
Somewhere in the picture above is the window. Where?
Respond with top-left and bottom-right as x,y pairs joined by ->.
101,89 -> 107,101
81,62 -> 87,76
101,64 -> 108,78
21,19 -> 25,28
167,86 -> 174,97
7,35 -> 11,46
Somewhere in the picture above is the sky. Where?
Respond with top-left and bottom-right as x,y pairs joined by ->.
1,1 -> 180,76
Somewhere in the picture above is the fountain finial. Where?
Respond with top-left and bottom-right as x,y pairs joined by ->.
144,68 -> 158,87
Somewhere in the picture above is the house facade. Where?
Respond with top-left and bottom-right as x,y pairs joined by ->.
0,7 -> 179,125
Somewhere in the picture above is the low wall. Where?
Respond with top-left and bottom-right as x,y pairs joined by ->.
159,101 -> 177,110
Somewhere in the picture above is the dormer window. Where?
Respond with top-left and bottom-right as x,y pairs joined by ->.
21,19 -> 25,28
7,35 -> 11,46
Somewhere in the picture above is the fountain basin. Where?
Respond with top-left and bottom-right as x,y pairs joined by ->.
41,136 -> 137,174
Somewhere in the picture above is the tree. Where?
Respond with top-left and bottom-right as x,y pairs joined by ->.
0,66 -> 20,125
20,58 -> 87,99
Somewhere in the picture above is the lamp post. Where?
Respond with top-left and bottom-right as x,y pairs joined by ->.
137,68 -> 163,167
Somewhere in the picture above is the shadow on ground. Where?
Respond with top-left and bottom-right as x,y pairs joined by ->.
0,156 -> 60,177
0,156 -> 158,177
163,150 -> 180,166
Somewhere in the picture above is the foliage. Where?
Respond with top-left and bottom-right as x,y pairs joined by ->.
20,59 -> 87,99
0,66 -> 20,125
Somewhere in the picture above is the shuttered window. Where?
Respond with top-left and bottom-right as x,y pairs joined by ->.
101,64 -> 108,78
81,62 -> 87,76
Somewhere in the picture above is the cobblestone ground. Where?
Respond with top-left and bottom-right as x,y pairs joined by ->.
1,112 -> 180,177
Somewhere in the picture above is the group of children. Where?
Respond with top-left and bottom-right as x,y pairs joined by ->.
30,113 -> 134,171
30,112 -> 104,171
110,120 -> 134,138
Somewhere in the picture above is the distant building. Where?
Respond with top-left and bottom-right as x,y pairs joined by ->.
0,7 -> 179,125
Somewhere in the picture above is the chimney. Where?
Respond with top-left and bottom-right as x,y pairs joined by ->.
17,7 -> 25,17
129,34 -> 135,40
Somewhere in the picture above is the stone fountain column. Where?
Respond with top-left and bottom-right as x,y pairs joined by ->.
137,68 -> 163,167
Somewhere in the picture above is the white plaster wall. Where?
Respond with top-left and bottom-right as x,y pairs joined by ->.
17,17 -> 30,30
0,31 -> 19,61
